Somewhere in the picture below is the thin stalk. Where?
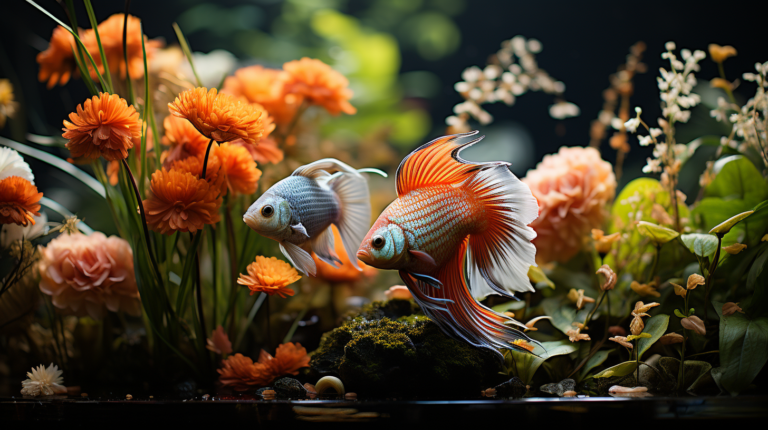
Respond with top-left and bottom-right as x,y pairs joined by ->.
581,290 -> 607,328
233,292 -> 267,352
83,0 -> 114,93
678,292 -> 690,392
635,339 -> 639,384
283,285 -> 318,344
717,62 -> 737,104
201,138 -> 215,179
172,22 -> 202,87
279,101 -> 307,144
209,226 -> 218,326
120,159 -> 162,282
704,235 -> 723,322
224,198 -> 240,338
265,294 -> 272,351
121,1 -> 135,105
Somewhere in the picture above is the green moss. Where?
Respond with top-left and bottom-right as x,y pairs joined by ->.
310,301 -> 503,398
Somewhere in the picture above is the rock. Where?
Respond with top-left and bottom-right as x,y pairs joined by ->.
255,386 -> 273,398
273,377 -> 308,399
493,377 -> 528,399
310,305 -> 503,399
540,379 -> 576,396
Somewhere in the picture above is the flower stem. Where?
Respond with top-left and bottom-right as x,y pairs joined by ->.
704,235 -> 723,322
717,62 -> 737,104
678,292 -> 690,392
265,294 -> 272,351
194,252 -> 207,338
635,339 -> 640,384
120,158 -> 162,283
201,138 -> 215,180
582,290 -> 606,328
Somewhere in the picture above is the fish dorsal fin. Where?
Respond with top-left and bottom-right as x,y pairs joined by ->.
396,131 -> 500,196
292,158 -> 361,180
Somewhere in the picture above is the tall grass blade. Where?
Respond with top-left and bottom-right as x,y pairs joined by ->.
83,0 -> 113,93
172,22 -> 203,87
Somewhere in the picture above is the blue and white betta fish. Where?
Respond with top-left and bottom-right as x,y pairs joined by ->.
243,159 -> 385,276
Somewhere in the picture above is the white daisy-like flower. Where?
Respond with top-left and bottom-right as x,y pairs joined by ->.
549,101 -> 580,119
624,117 -> 641,133
649,128 -> 663,138
0,147 -> 34,183
665,41 -> 676,51
639,135 -> 653,146
642,157 -> 663,173
20,364 -> 67,397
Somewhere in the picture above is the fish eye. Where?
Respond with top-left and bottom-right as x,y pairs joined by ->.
261,205 -> 274,218
372,235 -> 386,249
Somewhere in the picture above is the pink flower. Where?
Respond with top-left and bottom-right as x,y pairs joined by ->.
523,147 -> 616,264
38,232 -> 140,319
206,325 -> 233,355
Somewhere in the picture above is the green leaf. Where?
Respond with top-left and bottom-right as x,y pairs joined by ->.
680,233 -> 718,259
714,300 -> 768,395
689,308 -> 695,315
627,333 -> 652,341
706,156 -> 768,204
578,350 -> 611,382
658,357 -> 713,392
491,300 -> 526,314
674,309 -> 686,318
528,265 -> 554,289
710,210 -> 755,235
541,297 -> 588,335
592,361 -> 638,379
513,340 -> 577,385
637,221 -> 680,244
637,314 -> 670,359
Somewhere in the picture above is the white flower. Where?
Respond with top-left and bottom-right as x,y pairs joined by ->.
743,73 -> 758,82
634,106 -> 643,115
643,158 -> 662,173
1,212 -> 47,247
549,101 -> 580,119
665,41 -> 676,51
650,128 -> 663,138
20,364 -> 66,397
462,66 -> 483,83
639,135 -> 653,146
527,38 -> 542,53
624,117 -> 641,133
0,147 -> 34,183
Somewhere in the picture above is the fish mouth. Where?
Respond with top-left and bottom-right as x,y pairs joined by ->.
356,249 -> 372,265
243,214 -> 259,231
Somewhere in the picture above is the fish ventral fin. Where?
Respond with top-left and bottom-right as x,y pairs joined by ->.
396,131 -> 497,197
465,165 -> 538,299
280,242 -> 316,276
311,226 -> 342,267
291,223 -> 310,238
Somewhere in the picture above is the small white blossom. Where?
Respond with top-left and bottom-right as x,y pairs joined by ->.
21,364 -> 66,397
643,158 -> 663,173
665,41 -> 676,51
624,117 -> 641,133
650,128 -> 663,138
549,101 -> 580,119
639,135 -> 653,146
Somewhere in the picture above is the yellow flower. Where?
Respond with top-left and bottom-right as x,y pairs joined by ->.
710,78 -> 733,91
566,328 -> 590,342
591,229 -> 621,254
0,79 -> 19,129
237,256 -> 301,298
630,280 -> 660,297
511,339 -> 535,352
708,44 -> 737,63
567,288 -> 595,310
723,243 -> 747,255
609,336 -> 633,349
687,273 -> 705,290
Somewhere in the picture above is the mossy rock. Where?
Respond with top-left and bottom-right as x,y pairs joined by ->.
310,302 -> 503,398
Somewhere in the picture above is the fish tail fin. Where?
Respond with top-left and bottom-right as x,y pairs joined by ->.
401,238 -> 533,359
328,169 -> 372,271
465,164 -> 539,299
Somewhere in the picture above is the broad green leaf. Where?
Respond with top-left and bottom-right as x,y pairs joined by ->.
680,233 -> 718,259
507,340 -> 578,385
714,300 -> 768,395
706,156 -> 768,204
637,221 -> 679,244
578,350 -> 611,382
658,357 -> 713,392
637,314 -> 670,359
744,245 -> 768,315
528,265 -> 555,289
710,210 -> 754,235
541,297 -> 589,335
592,361 -> 638,379
491,300 -> 526,314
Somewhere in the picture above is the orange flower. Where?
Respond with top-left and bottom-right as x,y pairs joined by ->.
237,256 -> 300,298
143,168 -> 222,235
222,65 -> 300,125
708,44 -> 737,63
161,115 -> 211,165
89,14 -> 162,80
0,176 -> 43,226
511,339 -> 535,352
206,325 -> 233,355
523,147 -> 617,264
314,225 -> 377,283
217,353 -> 272,391
168,87 -> 268,145
62,93 -> 141,161
36,26 -> 80,89
38,232 -> 140,319
591,229 -> 621,253
282,58 -> 356,116
260,342 -> 311,377
234,137 -> 284,165
168,151 -> 225,194
216,142 -> 262,196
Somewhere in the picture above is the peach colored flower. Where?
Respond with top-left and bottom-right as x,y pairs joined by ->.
567,288 -> 595,310
672,282 -> 687,297
260,342 -> 311,377
313,226 -> 378,283
206,325 -> 233,355
708,44 -> 737,63
36,26 -> 80,89
634,301 -> 660,314
89,14 -> 162,80
0,176 -> 42,227
591,229 -> 621,254
161,115 -> 211,165
38,232 -> 140,319
687,273 -> 705,290
524,316 -> 551,332
282,58 -> 356,116
722,302 -> 744,316
681,315 -> 706,335
217,353 -> 272,391
566,327 -> 590,342
596,264 -> 617,291
723,243 -> 747,255
62,93 -> 141,161
385,285 -> 412,300
511,339 -> 534,352
222,65 -> 300,125
658,333 -> 684,345
143,169 -> 222,235
216,142 -> 262,196
609,336 -> 633,349
523,147 -> 617,264
234,137 -> 284,165
168,87 -> 268,145
237,256 -> 300,298
630,280 -> 660,297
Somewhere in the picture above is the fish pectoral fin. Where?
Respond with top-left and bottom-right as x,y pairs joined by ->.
311,227 -> 342,268
408,250 -> 437,269
290,223 -> 310,238
280,242 -> 316,277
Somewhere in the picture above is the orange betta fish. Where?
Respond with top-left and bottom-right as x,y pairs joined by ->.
356,131 -> 539,357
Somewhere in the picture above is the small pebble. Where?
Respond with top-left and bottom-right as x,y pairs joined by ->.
126,394 -> 133,400
262,389 -> 277,400
345,392 -> 357,400
80,393 -> 88,397
563,391 -> 577,397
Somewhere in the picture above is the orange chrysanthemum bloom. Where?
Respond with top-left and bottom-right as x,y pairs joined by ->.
90,14 -> 162,80
217,142 -> 262,196
62,93 -> 141,161
143,169 -> 222,235
217,353 -> 272,391
260,342 -> 310,377
234,136 -> 284,165
0,176 -> 43,226
36,26 -> 82,89
314,226 -> 377,283
282,58 -> 356,116
222,65 -> 300,125
168,150 -> 224,191
161,115 -> 211,165
237,256 -> 300,298
168,87 -> 268,145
